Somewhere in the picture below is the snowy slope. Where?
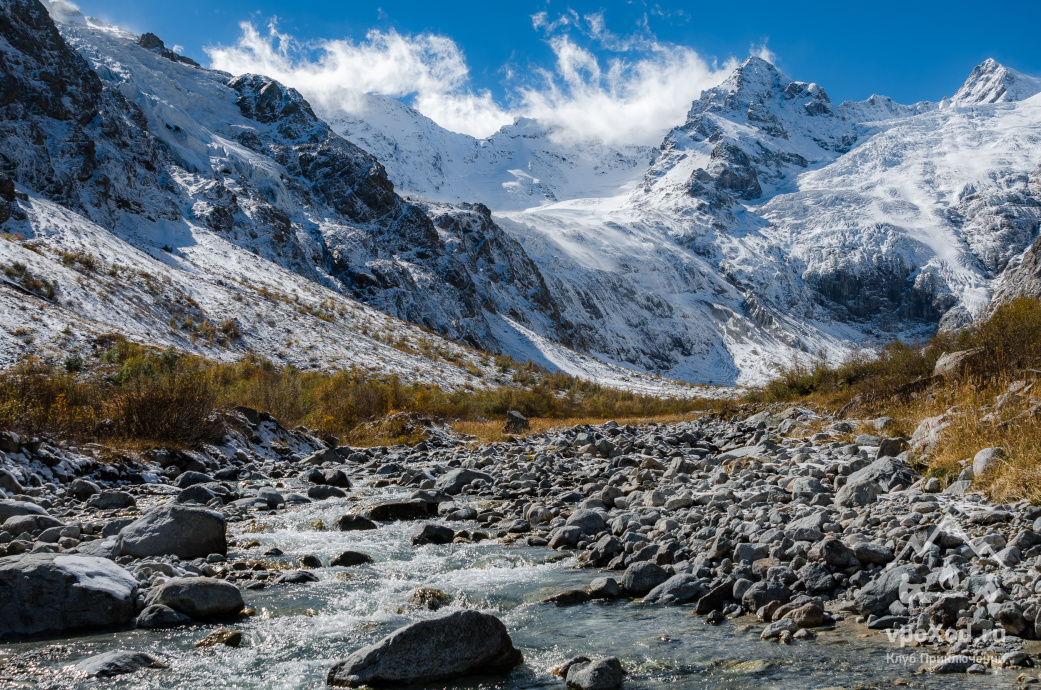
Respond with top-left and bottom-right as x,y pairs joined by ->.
326,101 -> 652,211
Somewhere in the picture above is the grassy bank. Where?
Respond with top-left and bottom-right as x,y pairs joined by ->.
746,297 -> 1041,503
0,335 -> 711,449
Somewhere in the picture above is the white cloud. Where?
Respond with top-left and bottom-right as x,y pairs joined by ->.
207,15 -> 743,145
207,21 -> 512,138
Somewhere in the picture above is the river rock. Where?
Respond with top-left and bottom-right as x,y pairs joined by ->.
834,479 -> 881,508
972,447 -> 1005,478
0,554 -> 137,638
434,468 -> 493,495
326,610 -> 523,687
118,505 -> 227,559
846,456 -> 917,492
87,491 -> 136,510
565,509 -> 607,535
144,577 -> 244,619
621,562 -> 669,597
643,573 -> 708,605
854,564 -> 922,614
0,499 -> 47,523
411,523 -> 455,545
362,500 -> 429,521
136,604 -> 194,629
74,650 -> 167,678
68,478 -> 100,499
337,514 -> 378,531
330,550 -> 374,567
565,657 -> 625,690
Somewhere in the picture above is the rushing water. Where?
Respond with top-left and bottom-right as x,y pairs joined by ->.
1,487 -> 1026,688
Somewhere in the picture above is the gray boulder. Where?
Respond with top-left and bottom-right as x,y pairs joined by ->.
621,562 -> 669,597
434,468 -> 493,495
136,604 -> 193,629
0,554 -> 137,638
566,657 -> 625,690
87,491 -> 136,510
3,513 -> 62,535
0,499 -> 49,523
972,447 -> 1005,478
144,577 -> 243,619
74,650 -> 167,678
854,565 -> 922,614
565,509 -> 607,536
0,469 -> 23,494
362,500 -> 429,522
326,610 -> 522,687
834,479 -> 881,508
118,505 -> 226,559
68,478 -> 100,499
846,456 -> 918,492
643,573 -> 708,605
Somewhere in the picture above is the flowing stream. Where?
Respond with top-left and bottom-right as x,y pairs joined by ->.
0,487 -> 1025,688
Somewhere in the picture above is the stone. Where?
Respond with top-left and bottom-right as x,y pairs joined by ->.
851,542 -> 894,565
741,580 -> 791,613
411,524 -> 455,546
565,657 -> 625,690
434,468 -> 493,495
933,348 -> 983,378
3,514 -> 63,535
845,456 -> 918,492
0,500 -> 47,523
362,500 -> 430,522
543,589 -> 591,606
330,551 -> 374,567
308,485 -> 348,500
0,554 -> 137,638
274,570 -> 320,584
87,491 -> 136,510
810,538 -> 859,568
74,651 -> 167,678
854,564 -> 922,614
337,515 -> 378,531
875,437 -> 909,460
195,629 -> 243,647
0,469 -> 23,494
834,479 -> 881,507
68,478 -> 100,499
643,574 -> 708,605
588,577 -> 622,600
326,610 -> 523,687
408,588 -> 452,611
565,509 -> 607,536
789,602 -> 825,628
761,618 -> 798,640
136,604 -> 194,629
503,411 -> 530,434
972,447 -> 1005,478
621,561 -> 669,597
175,471 -> 215,489
119,506 -> 226,559
144,577 -> 244,619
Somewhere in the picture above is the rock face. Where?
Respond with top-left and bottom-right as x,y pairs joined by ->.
0,554 -> 137,638
118,506 -> 227,559
326,610 -> 523,687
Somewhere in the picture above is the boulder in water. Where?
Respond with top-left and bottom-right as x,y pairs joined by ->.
118,505 -> 226,559
326,610 -> 522,687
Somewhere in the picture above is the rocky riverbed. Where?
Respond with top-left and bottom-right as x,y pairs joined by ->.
2,405 -> 1041,688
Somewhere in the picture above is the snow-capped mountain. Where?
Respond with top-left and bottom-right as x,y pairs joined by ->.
324,102 -> 651,211
3,0 -> 1040,389
952,58 -> 1041,104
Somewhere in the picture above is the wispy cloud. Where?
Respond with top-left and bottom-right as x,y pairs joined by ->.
207,12 -> 745,145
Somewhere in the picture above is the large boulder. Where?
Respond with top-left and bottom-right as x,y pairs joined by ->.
74,650 -> 167,678
361,500 -> 430,522
845,456 -> 918,493
621,562 -> 669,597
118,506 -> 226,559
565,509 -> 607,536
0,554 -> 137,639
565,657 -> 625,690
144,577 -> 244,619
326,610 -> 523,687
854,565 -> 923,614
834,479 -> 881,508
0,499 -> 48,523
3,513 -> 63,535
434,469 -> 493,495
643,574 -> 708,605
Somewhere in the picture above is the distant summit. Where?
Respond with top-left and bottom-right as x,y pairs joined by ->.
952,58 -> 1041,104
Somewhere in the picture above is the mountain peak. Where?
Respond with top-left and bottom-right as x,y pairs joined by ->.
953,58 -> 1041,104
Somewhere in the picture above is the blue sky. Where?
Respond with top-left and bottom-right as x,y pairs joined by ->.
73,0 -> 1041,141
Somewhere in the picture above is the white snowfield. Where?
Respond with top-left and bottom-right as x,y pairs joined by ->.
5,3 -> 1040,392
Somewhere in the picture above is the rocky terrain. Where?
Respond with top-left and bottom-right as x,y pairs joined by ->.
3,400 -> 1041,686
